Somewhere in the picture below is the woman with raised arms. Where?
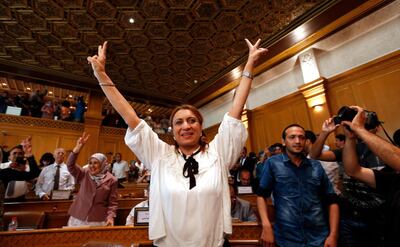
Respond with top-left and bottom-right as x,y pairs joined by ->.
87,39 -> 267,246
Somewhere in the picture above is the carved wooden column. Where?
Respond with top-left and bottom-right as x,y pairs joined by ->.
82,90 -> 104,160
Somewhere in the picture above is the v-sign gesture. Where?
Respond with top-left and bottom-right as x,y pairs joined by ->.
245,38 -> 268,66
229,38 -> 268,119
87,41 -> 108,78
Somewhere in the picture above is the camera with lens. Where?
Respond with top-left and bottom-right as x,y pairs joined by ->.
15,156 -> 26,166
333,106 -> 380,130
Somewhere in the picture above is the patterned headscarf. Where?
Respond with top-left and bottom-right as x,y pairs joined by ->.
88,153 -> 108,185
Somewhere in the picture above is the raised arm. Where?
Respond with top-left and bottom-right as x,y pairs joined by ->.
87,41 -> 140,129
342,125 -> 376,188
309,118 -> 338,161
343,106 -> 400,171
21,136 -> 40,177
68,133 -> 90,181
228,39 -> 268,119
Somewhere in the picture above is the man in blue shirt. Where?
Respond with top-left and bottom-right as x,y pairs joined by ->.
257,124 -> 339,247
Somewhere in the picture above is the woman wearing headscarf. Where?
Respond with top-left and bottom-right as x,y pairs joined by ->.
66,133 -> 118,227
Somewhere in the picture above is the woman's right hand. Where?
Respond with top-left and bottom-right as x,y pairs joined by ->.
87,41 -> 108,79
260,225 -> 275,247
73,132 -> 90,153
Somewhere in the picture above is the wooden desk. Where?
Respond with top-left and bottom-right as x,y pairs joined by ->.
4,198 -> 146,213
4,198 -> 147,228
0,223 -> 261,247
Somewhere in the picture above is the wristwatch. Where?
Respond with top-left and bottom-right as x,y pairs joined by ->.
241,71 -> 254,79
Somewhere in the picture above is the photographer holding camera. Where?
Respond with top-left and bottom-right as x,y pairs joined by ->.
341,106 -> 400,247
0,137 -> 41,230
309,106 -> 387,247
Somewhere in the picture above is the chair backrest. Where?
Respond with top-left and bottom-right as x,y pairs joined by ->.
4,211 -> 46,229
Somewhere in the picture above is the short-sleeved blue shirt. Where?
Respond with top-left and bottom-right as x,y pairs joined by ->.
257,153 -> 336,247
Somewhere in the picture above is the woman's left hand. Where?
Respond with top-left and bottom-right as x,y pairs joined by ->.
245,38 -> 268,66
73,132 -> 90,153
105,218 -> 114,226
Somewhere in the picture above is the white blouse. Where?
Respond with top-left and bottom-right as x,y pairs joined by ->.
125,113 -> 247,247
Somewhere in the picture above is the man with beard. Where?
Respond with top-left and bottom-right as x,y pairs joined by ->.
257,124 -> 339,247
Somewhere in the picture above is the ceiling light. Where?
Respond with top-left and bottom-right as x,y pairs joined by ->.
194,80 -> 198,84
49,91 -> 53,94
1,83 -> 7,86
129,18 -> 135,24
148,108 -> 153,113
69,94 -> 73,98
26,87 -> 31,91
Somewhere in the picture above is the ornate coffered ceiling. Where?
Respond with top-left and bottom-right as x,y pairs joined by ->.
0,0 -> 389,111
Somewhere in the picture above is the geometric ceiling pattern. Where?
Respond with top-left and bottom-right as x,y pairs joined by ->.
0,0 -> 325,108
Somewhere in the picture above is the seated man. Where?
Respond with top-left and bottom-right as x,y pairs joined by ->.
237,169 -> 256,192
126,185 -> 149,226
230,184 -> 257,222
35,148 -> 75,200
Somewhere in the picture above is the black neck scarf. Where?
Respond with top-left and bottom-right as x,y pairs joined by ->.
182,149 -> 201,190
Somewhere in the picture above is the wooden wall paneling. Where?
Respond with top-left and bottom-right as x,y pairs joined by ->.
118,141 -> 137,162
203,123 -> 220,143
31,135 -> 59,159
291,98 -> 312,130
99,139 -> 118,161
249,93 -> 312,153
249,110 -> 269,152
1,132 -> 28,151
326,51 -> 400,137
58,135 -> 85,164
0,121 -> 83,163
326,85 -> 357,114
352,70 -> 400,134
98,136 -> 137,164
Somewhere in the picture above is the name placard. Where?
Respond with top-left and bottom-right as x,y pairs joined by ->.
51,190 -> 72,200
237,186 -> 253,194
134,207 -> 149,226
